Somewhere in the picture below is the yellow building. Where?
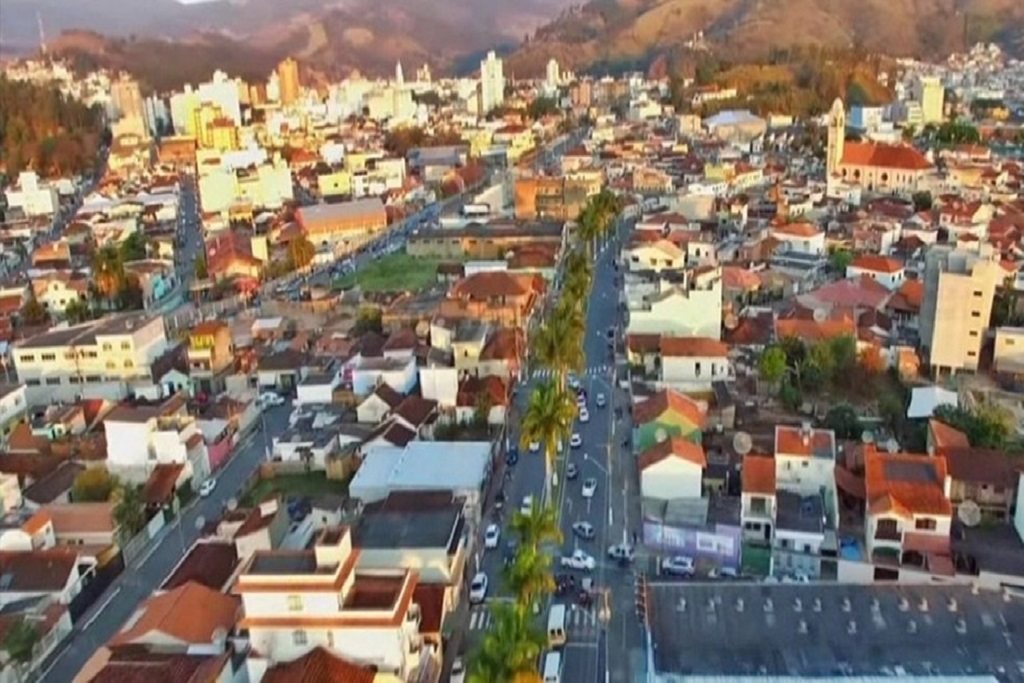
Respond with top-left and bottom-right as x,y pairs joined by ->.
318,169 -> 353,198
192,102 -> 230,150
492,125 -> 536,162
277,58 -> 300,105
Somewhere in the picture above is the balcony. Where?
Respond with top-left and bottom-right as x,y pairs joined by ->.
874,523 -> 901,542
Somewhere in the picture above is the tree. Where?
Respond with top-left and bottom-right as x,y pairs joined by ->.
825,404 -> 862,439
193,255 -> 209,280
92,246 -> 125,303
118,232 -> 148,262
287,236 -> 316,271
758,346 -> 787,388
519,380 -> 576,502
112,484 -> 148,537
503,542 -> 555,608
64,297 -> 93,324
827,335 -> 858,386
828,249 -> 853,273
19,292 -> 49,326
805,341 -> 836,387
932,404 -> 1011,450
527,96 -> 559,120
72,467 -> 118,502
510,502 -> 562,552
116,274 -> 145,311
352,306 -> 383,336
469,603 -> 545,683
530,313 -> 584,391
912,191 -> 933,212
858,344 -> 885,374
472,391 -> 493,428
2,618 -> 39,671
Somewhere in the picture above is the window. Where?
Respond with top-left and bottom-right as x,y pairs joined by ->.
287,595 -> 303,611
85,375 -> 101,383
102,343 -> 112,351
970,311 -> 981,318
45,378 -> 61,386
69,376 -> 81,384
124,360 -> 134,368
969,331 -> 978,337
121,342 -> 131,350
327,631 -> 335,648
292,630 -> 307,646
694,362 -> 702,377
40,353 -> 56,362
105,361 -> 116,370
25,379 -> 41,386
915,518 -> 937,531
19,355 -> 35,363
968,350 -> 977,357
973,290 -> 983,297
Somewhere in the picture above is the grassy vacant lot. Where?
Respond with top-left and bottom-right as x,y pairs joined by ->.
242,472 -> 347,506
333,253 -> 447,293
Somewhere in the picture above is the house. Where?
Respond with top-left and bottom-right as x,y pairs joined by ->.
770,223 -> 825,256
102,394 -> 211,485
350,356 -> 417,397
32,502 -> 118,551
391,396 -> 439,439
12,314 -> 171,404
256,349 -> 308,391
455,375 -> 507,426
638,438 -> 706,500
773,490 -> 828,579
993,327 -> 1024,376
205,230 -> 263,284
31,270 -> 90,317
439,272 -> 544,328
105,580 -> 240,651
73,651 -> 233,683
624,240 -> 686,273
658,337 -> 730,393
625,267 -> 723,340
255,646 -> 389,683
927,420 -> 1016,519
0,549 -> 88,608
632,389 -> 705,453
187,320 -> 234,396
740,454 -> 777,545
846,255 -> 906,291
350,442 -> 491,507
864,446 -> 953,571
773,424 -> 838,498
356,384 -> 405,424
0,383 -> 27,437
297,198 -> 388,246
234,527 -> 426,679
0,594 -> 72,683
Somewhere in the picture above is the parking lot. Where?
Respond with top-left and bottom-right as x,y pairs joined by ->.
647,582 -> 1024,680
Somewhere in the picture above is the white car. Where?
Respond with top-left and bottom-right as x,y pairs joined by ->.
581,478 -> 597,499
607,544 -> 635,562
484,524 -> 500,549
661,556 -> 696,576
259,391 -> 285,407
595,393 -> 607,408
469,573 -> 488,603
199,479 -> 217,497
528,441 -> 541,453
570,433 -> 582,449
571,521 -> 595,540
450,658 -> 466,683
579,408 -> 590,423
560,550 -> 596,571
520,495 -> 535,515
576,393 -> 587,408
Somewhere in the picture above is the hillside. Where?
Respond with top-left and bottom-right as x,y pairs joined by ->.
509,0 -> 1024,77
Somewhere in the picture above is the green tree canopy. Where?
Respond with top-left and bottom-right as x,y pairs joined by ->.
112,484 -> 148,537
828,249 -> 853,273
2,618 -> 39,667
758,346 -> 787,386
932,404 -> 1011,450
72,467 -> 118,502
19,292 -> 49,327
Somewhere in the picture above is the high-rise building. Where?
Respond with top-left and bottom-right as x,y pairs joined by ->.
913,76 -> 944,125
395,61 -> 405,86
479,51 -> 505,115
197,70 -> 242,125
919,243 -> 1001,376
276,58 -> 300,106
110,73 -> 144,121
416,63 -> 432,83
546,59 -> 561,90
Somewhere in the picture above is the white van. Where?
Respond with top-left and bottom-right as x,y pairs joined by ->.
542,651 -> 562,683
547,604 -> 566,647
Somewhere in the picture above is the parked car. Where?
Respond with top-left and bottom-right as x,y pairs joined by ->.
572,521 -> 595,540
484,524 -> 500,549
199,479 -> 217,497
607,544 -> 635,563
469,573 -> 489,603
579,408 -> 590,423
708,566 -> 738,579
560,550 -> 596,571
528,441 -> 541,453
520,495 -> 535,515
661,556 -> 696,576
566,463 -> 579,480
259,391 -> 285,407
576,393 -> 587,408
570,433 -> 583,448
595,393 -> 607,408
506,447 -> 519,466
450,657 -> 466,683
581,478 -> 597,498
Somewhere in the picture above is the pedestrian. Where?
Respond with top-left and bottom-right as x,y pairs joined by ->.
632,531 -> 638,546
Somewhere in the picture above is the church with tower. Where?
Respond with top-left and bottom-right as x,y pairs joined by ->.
826,98 -> 933,194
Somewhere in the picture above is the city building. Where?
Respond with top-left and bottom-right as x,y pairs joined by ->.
4,170 -> 59,218
296,198 -> 388,248
919,244 -> 1002,376
12,315 -> 171,404
187,320 -> 235,396
478,51 -> 505,115
912,75 -> 945,124
276,58 -> 300,106
109,73 -> 144,121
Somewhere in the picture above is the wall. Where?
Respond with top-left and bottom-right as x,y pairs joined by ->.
643,520 -> 741,570
640,461 -> 701,500
207,435 -> 233,471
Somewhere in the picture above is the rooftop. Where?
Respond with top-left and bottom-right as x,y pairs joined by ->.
353,506 -> 462,551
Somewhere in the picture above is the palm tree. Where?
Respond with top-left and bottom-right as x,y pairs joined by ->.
576,202 -> 601,256
530,313 -> 584,390
469,603 -> 545,683
519,380 -> 576,502
503,538 -> 556,608
510,503 -> 562,552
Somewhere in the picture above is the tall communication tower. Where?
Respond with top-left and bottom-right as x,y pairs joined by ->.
37,11 -> 47,55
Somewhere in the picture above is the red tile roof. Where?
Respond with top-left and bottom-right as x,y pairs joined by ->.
775,317 -> 856,343
262,647 -> 377,683
842,142 -> 932,171
109,581 -> 240,647
774,425 -> 836,458
142,463 -> 184,505
632,389 -> 705,429
928,419 -> 969,452
742,455 -> 776,495
638,438 -> 707,471
659,336 -> 729,358
864,447 -> 951,518
850,255 -> 904,274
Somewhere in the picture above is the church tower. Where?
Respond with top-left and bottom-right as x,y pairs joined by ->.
826,98 -> 846,177
395,61 -> 405,86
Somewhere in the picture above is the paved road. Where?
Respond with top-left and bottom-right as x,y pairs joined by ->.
38,405 -> 292,681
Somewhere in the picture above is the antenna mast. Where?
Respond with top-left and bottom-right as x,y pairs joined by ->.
37,11 -> 47,55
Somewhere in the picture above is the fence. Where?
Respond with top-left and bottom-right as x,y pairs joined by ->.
119,508 -> 168,565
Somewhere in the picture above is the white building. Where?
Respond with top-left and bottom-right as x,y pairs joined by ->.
349,441 -> 491,508
638,438 -> 706,500
4,171 -> 59,218
846,255 -> 906,290
770,223 -> 826,256
659,337 -> 730,393
773,423 -> 837,498
479,51 -> 505,115
545,59 -> 561,92
197,70 -> 242,125
625,268 -> 723,340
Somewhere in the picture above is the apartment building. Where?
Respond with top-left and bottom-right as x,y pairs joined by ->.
513,175 -> 598,221
13,315 -> 170,404
0,383 -> 28,437
234,527 -> 426,679
102,393 -> 212,484
187,320 -> 234,396
919,244 -> 1002,376
406,221 -> 565,261
296,198 -> 388,248
197,159 -> 294,214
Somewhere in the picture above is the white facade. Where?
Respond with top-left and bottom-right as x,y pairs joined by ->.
624,242 -> 686,273
772,227 -> 826,256
774,425 -> 837,498
640,457 -> 702,500
479,51 -> 505,115
104,413 -> 210,484
5,171 -> 59,218
846,264 -> 906,290
350,357 -> 418,397
197,70 -> 242,125
660,351 -> 730,393
626,279 -> 723,340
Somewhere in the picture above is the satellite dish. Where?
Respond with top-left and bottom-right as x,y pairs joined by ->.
226,497 -> 238,511
654,427 -> 668,443
861,430 -> 875,444
884,438 -> 899,454
733,431 -> 752,455
724,313 -> 739,330
958,500 -> 981,527
812,308 -> 828,323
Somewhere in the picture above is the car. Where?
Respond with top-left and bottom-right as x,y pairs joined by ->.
469,573 -> 488,603
572,521 -> 595,540
661,556 -> 696,576
520,496 -> 535,515
450,657 -> 466,683
570,433 -> 582,449
607,544 -> 635,562
568,375 -> 581,390
782,573 -> 810,584
708,566 -> 738,579
528,441 -> 541,453
576,393 -> 587,408
581,478 -> 597,498
595,393 -> 607,408
199,479 -> 217,497
578,408 -> 590,423
506,447 -> 519,467
560,550 -> 596,571
259,391 -> 285,407
484,524 -> 500,549
565,463 -> 579,480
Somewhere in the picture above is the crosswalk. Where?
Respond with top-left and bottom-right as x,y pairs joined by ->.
468,603 -> 600,637
528,365 -> 614,381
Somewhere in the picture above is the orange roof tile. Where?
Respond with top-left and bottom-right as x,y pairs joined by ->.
632,389 -> 705,429
841,142 -> 932,171
864,447 -> 951,518
742,455 -> 776,495
775,317 -> 856,343
850,255 -> 904,274
774,425 -> 836,459
928,419 -> 969,452
659,336 -> 729,358
262,647 -> 377,683
638,438 -> 707,471
772,222 -> 821,238
109,581 -> 240,646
